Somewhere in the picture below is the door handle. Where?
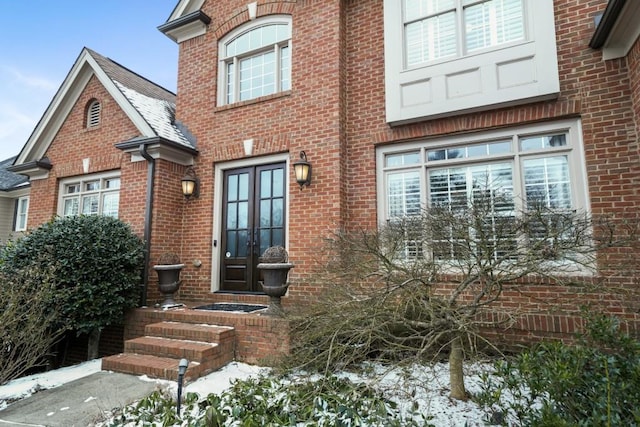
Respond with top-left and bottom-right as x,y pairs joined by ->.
253,228 -> 259,255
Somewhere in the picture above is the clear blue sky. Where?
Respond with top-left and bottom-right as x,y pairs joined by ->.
0,1 -> 180,161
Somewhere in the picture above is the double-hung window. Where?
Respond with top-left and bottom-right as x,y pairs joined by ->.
218,16 -> 291,105
377,119 -> 588,260
14,196 -> 29,232
59,173 -> 120,218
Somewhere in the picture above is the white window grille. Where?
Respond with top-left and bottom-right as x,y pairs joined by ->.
59,173 -> 120,218
219,16 -> 292,105
377,119 -> 588,261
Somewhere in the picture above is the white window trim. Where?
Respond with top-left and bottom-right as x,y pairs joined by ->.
217,15 -> 292,106
57,171 -> 121,218
14,196 -> 29,232
384,0 -> 560,124
376,118 -> 590,225
376,119 -> 592,273
211,153 -> 290,292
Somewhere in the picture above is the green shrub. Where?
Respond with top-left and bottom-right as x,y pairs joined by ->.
0,215 -> 144,337
108,373 -> 427,426
477,312 -> 640,426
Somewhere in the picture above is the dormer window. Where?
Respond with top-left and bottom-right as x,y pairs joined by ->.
86,99 -> 101,128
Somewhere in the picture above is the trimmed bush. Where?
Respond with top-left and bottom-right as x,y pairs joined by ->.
1,215 -> 144,357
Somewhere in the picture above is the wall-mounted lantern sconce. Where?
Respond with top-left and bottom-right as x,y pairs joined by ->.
293,151 -> 311,189
181,166 -> 199,199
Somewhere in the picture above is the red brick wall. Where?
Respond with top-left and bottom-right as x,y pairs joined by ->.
16,0 -> 639,359
145,159 -> 188,304
628,35 -> 640,145
27,75 -> 158,313
341,0 -> 640,337
28,76 -> 143,231
346,0 -> 639,217
172,0 -> 347,302
24,0 -> 639,345
163,0 -> 640,338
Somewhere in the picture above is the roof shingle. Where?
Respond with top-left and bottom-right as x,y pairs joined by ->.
0,157 -> 29,191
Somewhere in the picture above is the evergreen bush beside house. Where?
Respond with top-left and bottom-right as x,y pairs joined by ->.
0,215 -> 144,360
477,311 -> 640,426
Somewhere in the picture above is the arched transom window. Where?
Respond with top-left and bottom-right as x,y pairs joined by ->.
218,16 -> 292,105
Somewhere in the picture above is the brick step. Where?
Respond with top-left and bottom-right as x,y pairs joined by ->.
102,353 -> 203,381
103,322 -> 236,381
124,336 -> 219,363
145,321 -> 234,343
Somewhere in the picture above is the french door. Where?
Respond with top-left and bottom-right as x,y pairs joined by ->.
220,163 -> 286,292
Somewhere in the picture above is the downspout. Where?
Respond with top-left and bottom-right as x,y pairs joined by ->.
139,144 -> 155,306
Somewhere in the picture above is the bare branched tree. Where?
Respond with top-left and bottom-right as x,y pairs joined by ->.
287,191 -> 628,400
0,263 -> 64,385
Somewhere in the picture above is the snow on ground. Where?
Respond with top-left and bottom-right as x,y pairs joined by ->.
0,359 -> 497,426
0,359 -> 102,410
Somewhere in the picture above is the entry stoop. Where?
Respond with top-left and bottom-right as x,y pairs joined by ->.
102,321 -> 235,381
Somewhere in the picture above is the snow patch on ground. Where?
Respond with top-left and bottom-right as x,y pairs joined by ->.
0,359 -> 499,426
0,359 -> 101,410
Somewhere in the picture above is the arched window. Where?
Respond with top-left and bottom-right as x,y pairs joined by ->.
218,16 -> 292,105
86,99 -> 101,128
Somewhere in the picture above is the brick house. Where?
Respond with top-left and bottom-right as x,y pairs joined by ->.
4,0 -> 640,371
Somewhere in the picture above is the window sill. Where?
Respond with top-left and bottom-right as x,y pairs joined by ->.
215,90 -> 292,112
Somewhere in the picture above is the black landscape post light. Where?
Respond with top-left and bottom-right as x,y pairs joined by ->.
177,358 -> 188,416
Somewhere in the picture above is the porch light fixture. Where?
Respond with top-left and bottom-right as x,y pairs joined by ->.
293,151 -> 311,189
181,166 -> 199,199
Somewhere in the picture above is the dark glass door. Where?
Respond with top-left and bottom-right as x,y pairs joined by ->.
220,163 -> 285,292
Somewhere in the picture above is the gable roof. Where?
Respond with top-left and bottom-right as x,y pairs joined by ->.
12,47 -> 195,169
0,157 -> 29,192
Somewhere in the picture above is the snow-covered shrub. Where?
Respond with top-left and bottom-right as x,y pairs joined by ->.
109,373 -> 429,426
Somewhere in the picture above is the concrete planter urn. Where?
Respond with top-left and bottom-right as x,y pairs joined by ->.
257,246 -> 294,316
153,253 -> 185,307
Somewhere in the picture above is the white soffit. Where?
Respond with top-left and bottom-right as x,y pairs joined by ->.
166,0 -> 206,22
602,1 -> 640,60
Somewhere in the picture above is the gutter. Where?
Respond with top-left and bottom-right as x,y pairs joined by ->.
116,135 -> 198,306
138,143 -> 155,307
157,10 -> 211,35
589,0 -> 626,49
116,136 -> 198,156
